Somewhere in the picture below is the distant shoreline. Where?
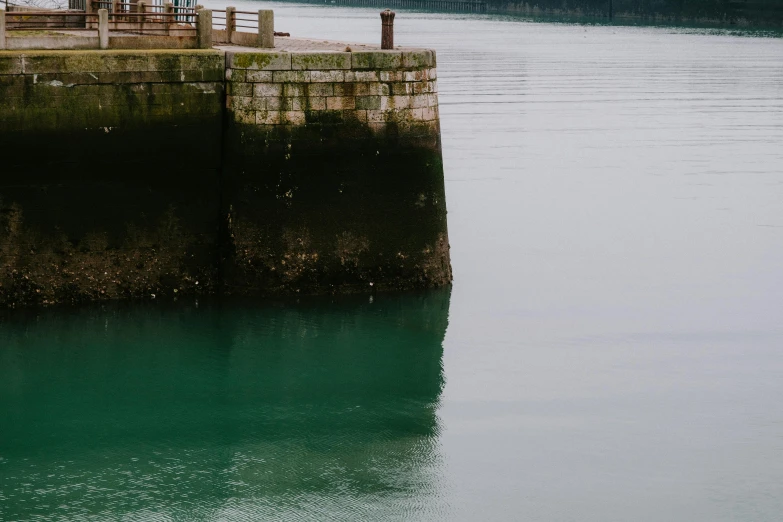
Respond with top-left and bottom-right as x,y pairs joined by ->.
273,0 -> 783,29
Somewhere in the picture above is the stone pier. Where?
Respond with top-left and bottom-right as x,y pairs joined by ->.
0,42 -> 451,307
221,43 -> 448,296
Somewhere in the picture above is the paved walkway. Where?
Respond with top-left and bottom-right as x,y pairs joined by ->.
216,36 -> 381,53
7,31 -> 398,51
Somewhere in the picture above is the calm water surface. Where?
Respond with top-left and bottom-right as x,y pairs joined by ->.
2,7 -> 783,521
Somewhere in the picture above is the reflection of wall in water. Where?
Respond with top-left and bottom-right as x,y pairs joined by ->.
0,288 -> 450,519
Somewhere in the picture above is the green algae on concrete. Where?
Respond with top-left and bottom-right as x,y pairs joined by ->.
220,49 -> 450,296
291,52 -> 352,71
351,50 -> 403,70
0,49 -> 225,307
0,47 -> 452,307
228,52 -> 292,71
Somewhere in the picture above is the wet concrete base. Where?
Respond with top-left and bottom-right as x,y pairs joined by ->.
0,121 -> 450,306
221,117 -> 452,296
0,119 -> 223,307
0,49 -> 451,308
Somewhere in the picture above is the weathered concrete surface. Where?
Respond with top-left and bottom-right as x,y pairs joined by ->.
4,34 -> 99,51
0,45 -> 451,307
222,48 -> 451,296
2,30 -> 200,51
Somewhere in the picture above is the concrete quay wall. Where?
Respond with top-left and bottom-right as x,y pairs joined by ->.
0,48 -> 451,307
0,50 -> 225,307
222,49 -> 451,296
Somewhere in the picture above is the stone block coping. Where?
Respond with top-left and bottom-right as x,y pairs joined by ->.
219,38 -> 436,72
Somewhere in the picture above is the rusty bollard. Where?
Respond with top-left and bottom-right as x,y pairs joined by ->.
380,9 -> 395,50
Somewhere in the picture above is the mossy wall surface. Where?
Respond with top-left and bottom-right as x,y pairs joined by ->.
223,50 -> 451,296
0,48 -> 451,307
0,50 -> 225,307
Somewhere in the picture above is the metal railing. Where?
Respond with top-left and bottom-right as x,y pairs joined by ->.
88,0 -> 197,25
0,2 -> 215,50
69,0 -> 196,12
211,7 -> 225,23
3,10 -> 94,29
210,8 -> 254,30
233,9 -> 258,31
211,7 -> 280,48
1,6 -> 197,34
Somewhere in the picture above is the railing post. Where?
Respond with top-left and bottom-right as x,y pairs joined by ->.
98,8 -> 109,49
380,9 -> 394,50
225,5 -> 235,43
257,9 -> 273,49
197,9 -> 212,49
0,11 -> 6,51
164,2 -> 173,35
111,0 -> 119,25
137,0 -> 145,33
85,0 -> 94,29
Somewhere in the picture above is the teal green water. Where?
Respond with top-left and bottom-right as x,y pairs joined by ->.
0,291 -> 449,520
